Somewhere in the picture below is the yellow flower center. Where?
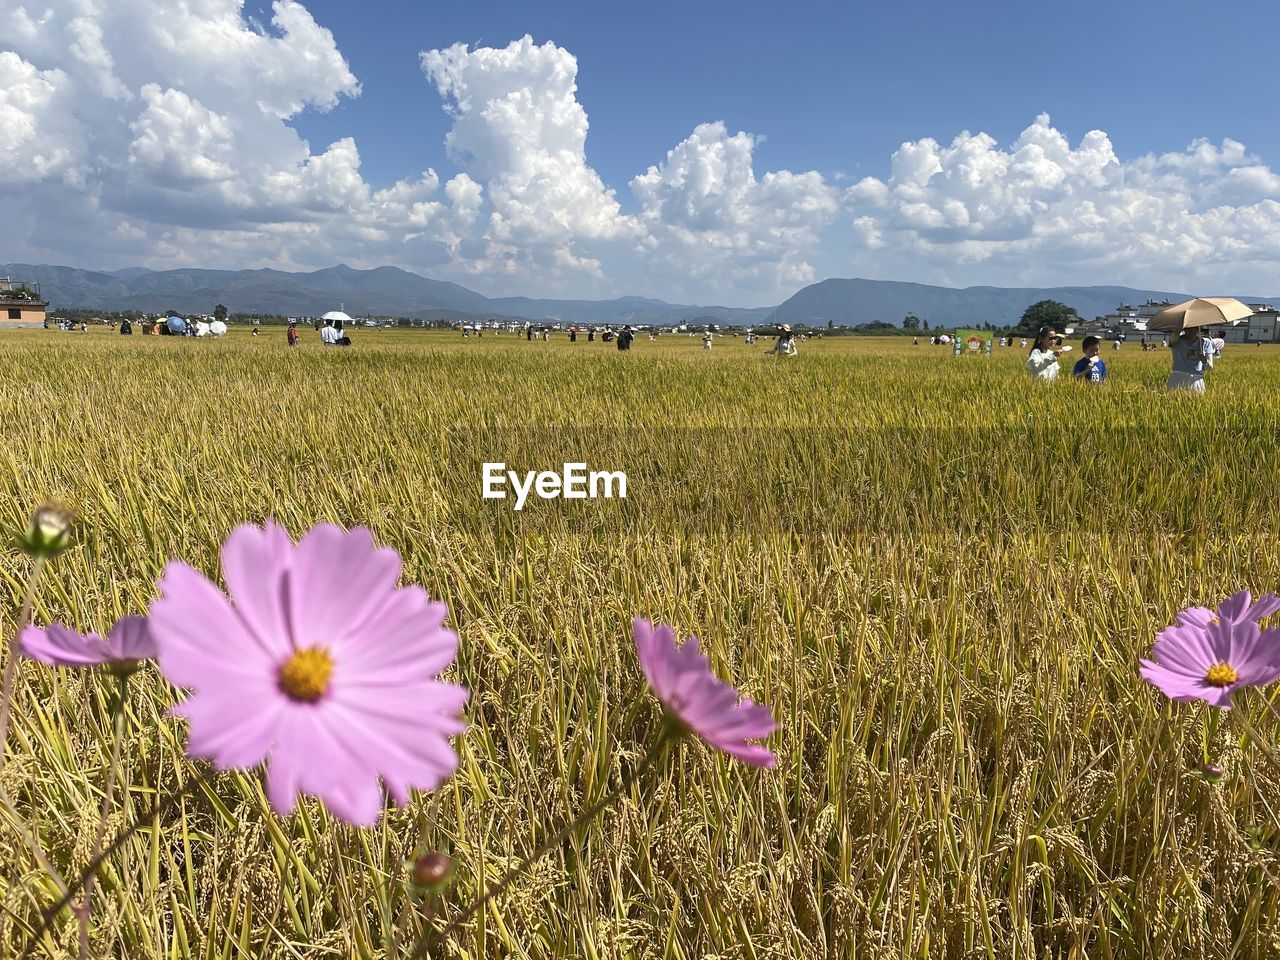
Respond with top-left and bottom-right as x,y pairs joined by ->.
1204,662 -> 1238,687
278,647 -> 334,703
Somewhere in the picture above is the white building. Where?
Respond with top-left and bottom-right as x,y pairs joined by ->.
1214,304 -> 1279,344
1089,299 -> 1279,343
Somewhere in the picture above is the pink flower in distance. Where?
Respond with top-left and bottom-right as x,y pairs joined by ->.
1140,591 -> 1280,709
633,618 -> 777,767
150,523 -> 468,826
20,615 -> 155,669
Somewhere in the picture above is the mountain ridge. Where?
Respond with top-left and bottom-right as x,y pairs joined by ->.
4,262 -> 1275,327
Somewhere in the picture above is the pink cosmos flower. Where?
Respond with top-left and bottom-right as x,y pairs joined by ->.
20,615 -> 155,669
1171,590 -> 1280,631
150,522 -> 468,826
1140,591 -> 1280,709
633,618 -> 777,767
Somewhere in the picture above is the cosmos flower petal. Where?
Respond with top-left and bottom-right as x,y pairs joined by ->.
324,702 -> 462,808
633,619 -> 676,698
700,700 -> 779,741
633,618 -> 777,767
1247,594 -> 1280,620
288,526 -> 402,647
1177,606 -> 1215,628
152,562 -> 276,686
1153,625 -> 1216,670
20,624 -> 112,667
711,741 -> 778,768
1202,685 -> 1236,709
220,523 -> 294,659
105,616 -> 156,661
265,751 -> 303,818
1139,660 -> 1204,696
178,688 -> 282,769
1217,590 -> 1253,624
339,595 -> 458,680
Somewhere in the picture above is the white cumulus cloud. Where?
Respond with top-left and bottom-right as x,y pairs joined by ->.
4,3 -> 1279,304
420,34 -> 637,284
842,113 -> 1280,292
630,121 -> 839,296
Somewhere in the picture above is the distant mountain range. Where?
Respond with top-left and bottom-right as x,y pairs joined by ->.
0,262 -> 773,326
4,262 -> 1275,327
771,278 -> 1277,328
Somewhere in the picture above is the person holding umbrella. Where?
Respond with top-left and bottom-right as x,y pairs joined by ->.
1168,327 -> 1214,392
1149,297 -> 1252,392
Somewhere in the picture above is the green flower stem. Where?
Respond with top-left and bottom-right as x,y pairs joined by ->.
76,671 -> 130,960
0,554 -> 69,899
412,728 -> 680,959
18,763 -> 220,960
0,554 -> 47,768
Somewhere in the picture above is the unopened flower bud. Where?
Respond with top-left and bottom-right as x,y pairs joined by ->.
1198,763 -> 1224,783
409,852 -> 453,891
108,658 -> 143,679
19,504 -> 75,559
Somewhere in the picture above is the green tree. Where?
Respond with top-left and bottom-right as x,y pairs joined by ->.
1017,299 -> 1078,333
902,314 -> 920,331
214,304 -> 228,323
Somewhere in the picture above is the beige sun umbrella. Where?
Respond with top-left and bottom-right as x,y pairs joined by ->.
1148,297 -> 1254,332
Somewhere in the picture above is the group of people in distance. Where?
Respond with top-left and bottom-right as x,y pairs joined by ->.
1026,324 -> 1219,391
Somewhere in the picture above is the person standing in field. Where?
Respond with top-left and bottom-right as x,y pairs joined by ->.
1072,336 -> 1107,383
287,320 -> 299,347
1167,326 -> 1212,392
320,318 -> 339,346
1026,327 -> 1062,381
767,325 -> 797,357
703,331 -> 713,350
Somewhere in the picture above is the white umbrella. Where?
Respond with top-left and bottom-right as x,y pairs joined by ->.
209,320 -> 227,337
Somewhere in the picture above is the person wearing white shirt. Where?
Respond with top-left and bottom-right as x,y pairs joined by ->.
766,324 -> 797,357
1026,326 -> 1062,381
320,319 -> 339,346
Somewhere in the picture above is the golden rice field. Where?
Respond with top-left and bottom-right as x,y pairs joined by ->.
2,328 -> 1280,959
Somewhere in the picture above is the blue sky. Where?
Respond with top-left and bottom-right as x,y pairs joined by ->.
4,0 -> 1280,304
277,0 -> 1280,196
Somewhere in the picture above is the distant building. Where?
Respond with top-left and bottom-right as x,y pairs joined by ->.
1081,299 -> 1174,338
0,278 -> 49,328
1211,304 -> 1279,344
1083,298 -> 1280,344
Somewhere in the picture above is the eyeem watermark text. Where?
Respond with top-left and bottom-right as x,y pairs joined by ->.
483,462 -> 627,510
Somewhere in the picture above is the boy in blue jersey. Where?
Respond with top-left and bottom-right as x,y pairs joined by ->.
1072,336 -> 1107,383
